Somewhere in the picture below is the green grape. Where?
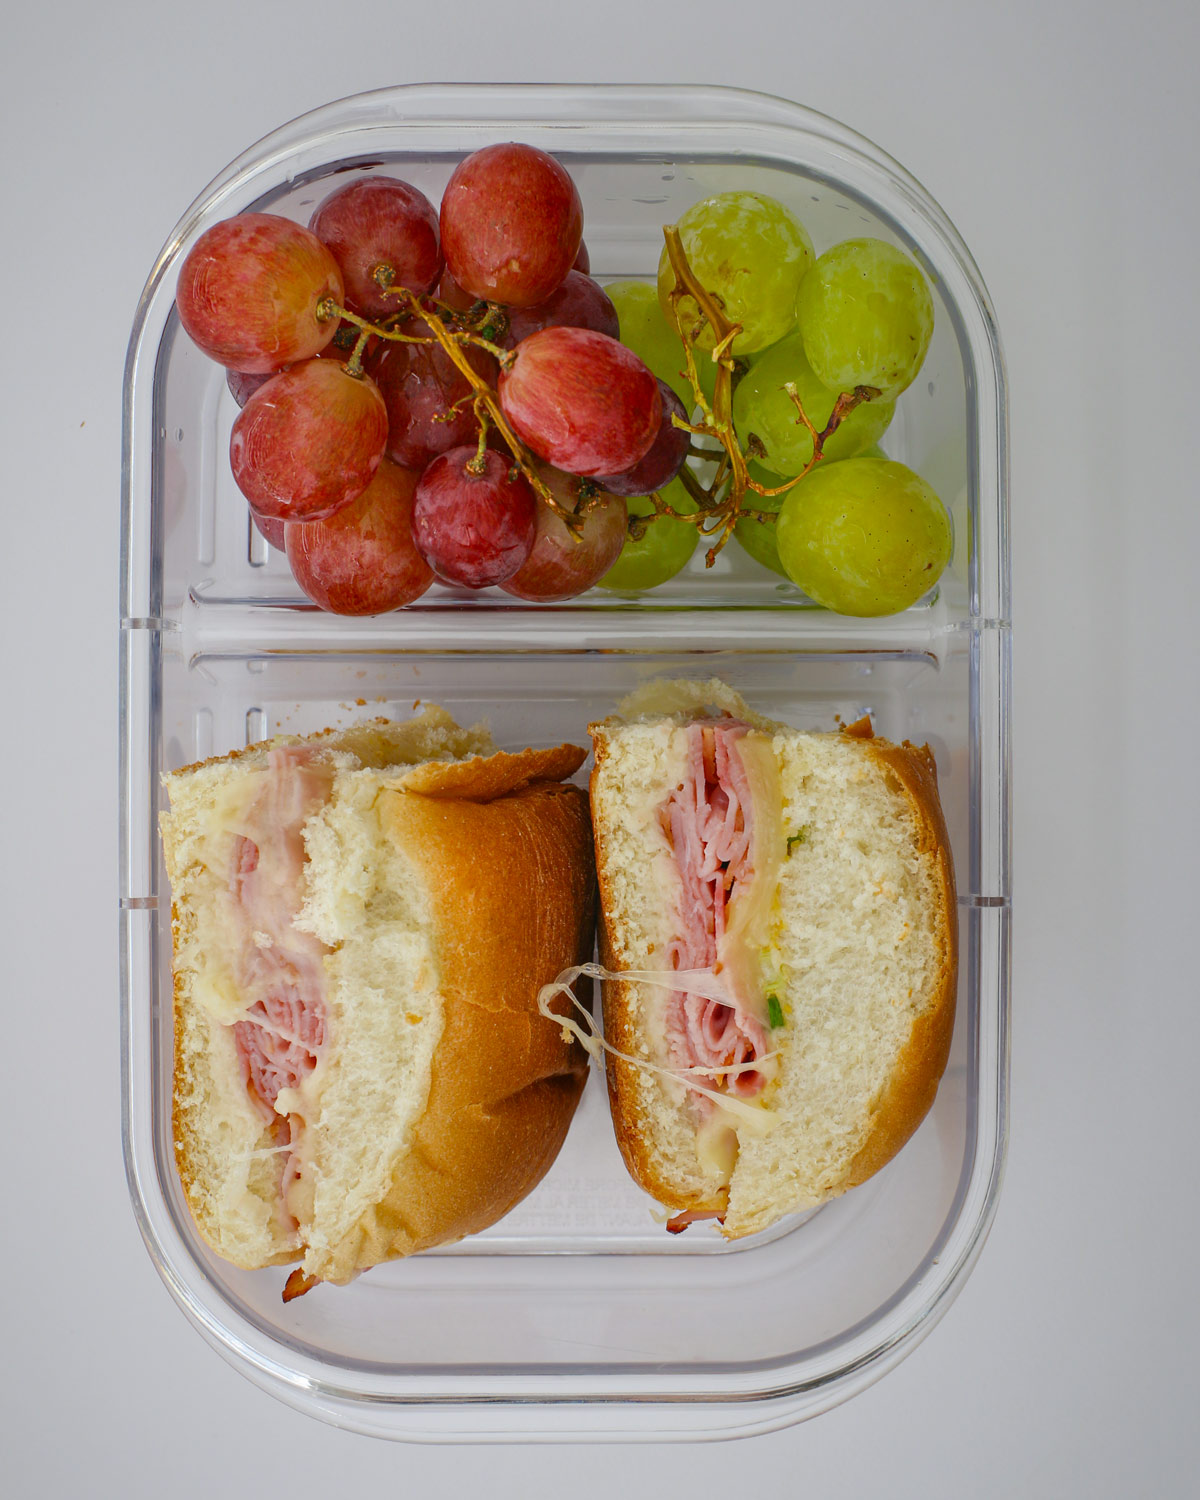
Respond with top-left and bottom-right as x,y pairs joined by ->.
796,238 -> 934,399
733,334 -> 895,475
734,446 -> 887,576
733,461 -> 788,576
598,477 -> 698,591
657,191 -> 814,356
604,280 -> 694,407
775,457 -> 951,616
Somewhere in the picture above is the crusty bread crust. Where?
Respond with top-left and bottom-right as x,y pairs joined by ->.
392,743 -> 586,799
314,774 -> 594,1281
838,736 -> 957,1193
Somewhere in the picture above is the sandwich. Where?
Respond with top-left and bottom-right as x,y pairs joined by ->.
159,707 -> 595,1296
551,678 -> 956,1239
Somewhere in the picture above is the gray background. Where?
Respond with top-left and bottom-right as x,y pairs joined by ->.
4,0 -> 1197,1492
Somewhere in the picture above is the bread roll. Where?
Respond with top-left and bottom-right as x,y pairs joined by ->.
160,707 -> 595,1290
585,679 -> 957,1237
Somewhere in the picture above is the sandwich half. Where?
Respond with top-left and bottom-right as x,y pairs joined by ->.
585,678 -> 957,1238
160,707 -> 595,1293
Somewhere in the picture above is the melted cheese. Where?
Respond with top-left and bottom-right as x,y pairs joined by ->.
716,730 -> 784,1033
537,963 -> 780,1136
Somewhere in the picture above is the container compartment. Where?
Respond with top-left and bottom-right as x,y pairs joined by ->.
121,83 -> 1009,1440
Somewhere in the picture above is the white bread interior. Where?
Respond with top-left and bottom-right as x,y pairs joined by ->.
589,679 -> 957,1238
290,769 -> 445,1281
159,708 -> 498,1272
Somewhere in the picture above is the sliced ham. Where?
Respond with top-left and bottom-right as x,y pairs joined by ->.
665,1203 -> 728,1234
224,747 -> 334,1217
660,721 -> 771,1106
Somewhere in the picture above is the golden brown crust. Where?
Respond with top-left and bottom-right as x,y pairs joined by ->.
392,743 -> 586,799
170,899 -> 193,1214
589,731 -> 725,1218
318,777 -> 596,1279
841,737 -> 958,1190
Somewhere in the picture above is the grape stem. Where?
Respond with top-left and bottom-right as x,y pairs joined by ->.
314,294 -> 578,533
658,228 -> 881,562
468,402 -> 491,476
345,328 -> 372,379
321,300 -> 431,348
315,231 -> 880,556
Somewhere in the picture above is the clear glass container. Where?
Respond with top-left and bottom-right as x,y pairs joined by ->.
120,82 -> 1010,1441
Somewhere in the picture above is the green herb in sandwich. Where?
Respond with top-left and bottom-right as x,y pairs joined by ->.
767,994 -> 785,1029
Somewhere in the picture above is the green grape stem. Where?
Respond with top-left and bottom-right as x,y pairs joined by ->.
315,223 -> 881,556
675,462 -> 720,513
657,228 -> 885,562
746,383 -> 883,500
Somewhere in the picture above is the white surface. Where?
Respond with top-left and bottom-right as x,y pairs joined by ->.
4,0 -> 1197,1491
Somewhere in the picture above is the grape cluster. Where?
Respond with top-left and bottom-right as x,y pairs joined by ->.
621,193 -> 949,612
174,148 -> 951,617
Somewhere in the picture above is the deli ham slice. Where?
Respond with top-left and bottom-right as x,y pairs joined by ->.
660,721 -> 770,1105
223,747 -> 334,1212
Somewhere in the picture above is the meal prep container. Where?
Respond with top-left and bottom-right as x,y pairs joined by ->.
120,82 -> 1010,1442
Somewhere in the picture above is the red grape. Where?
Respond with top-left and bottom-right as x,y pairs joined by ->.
500,464 -> 627,600
412,447 -> 536,587
434,266 -> 478,314
320,320 -> 378,365
251,507 -> 287,551
370,323 -> 495,471
504,271 -> 619,348
176,213 -> 343,373
597,379 -> 689,496
285,458 -> 434,614
497,326 -> 662,477
439,143 -> 583,307
227,367 -> 272,407
230,358 -> 388,522
308,176 -> 441,319
225,321 -> 370,408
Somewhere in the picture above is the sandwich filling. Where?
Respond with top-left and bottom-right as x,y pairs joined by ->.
224,745 -> 334,1226
658,720 -> 783,1116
